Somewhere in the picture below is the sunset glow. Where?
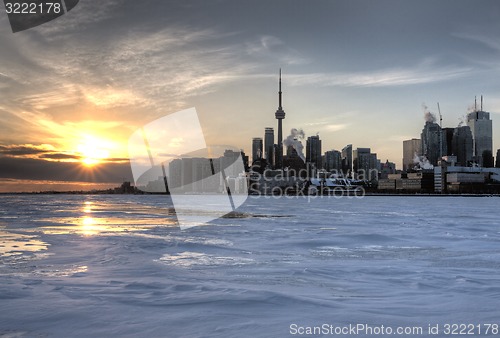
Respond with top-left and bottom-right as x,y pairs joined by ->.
77,135 -> 111,167
1,0 -> 500,194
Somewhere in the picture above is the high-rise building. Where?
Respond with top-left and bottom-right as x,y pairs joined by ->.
353,148 -> 378,181
264,127 -> 274,167
496,150 -> 500,168
341,144 -> 353,175
452,126 -> 473,167
467,98 -> 493,167
306,135 -> 322,168
275,69 -> 286,169
252,137 -> 263,164
403,138 -> 422,171
421,121 -> 442,166
442,128 -> 455,156
324,150 -> 342,172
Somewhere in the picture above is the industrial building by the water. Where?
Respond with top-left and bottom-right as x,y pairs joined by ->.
381,96 -> 500,194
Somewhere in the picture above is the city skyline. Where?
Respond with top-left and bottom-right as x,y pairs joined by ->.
252,75 -> 496,174
1,0 -> 500,191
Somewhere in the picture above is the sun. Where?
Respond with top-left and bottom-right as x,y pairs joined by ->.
77,135 -> 111,167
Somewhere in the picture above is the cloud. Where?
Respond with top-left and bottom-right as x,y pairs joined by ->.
452,32 -> 500,53
103,157 -> 130,163
246,35 -> 309,65
16,84 -> 82,110
451,31 -> 500,72
82,86 -> 149,109
0,156 -> 133,183
0,144 -> 55,156
0,143 -> 129,168
304,121 -> 349,132
35,0 -> 126,38
324,123 -> 349,132
1,24 -> 265,124
39,153 -> 81,160
287,62 -> 472,88
0,109 -> 129,158
246,36 -> 284,55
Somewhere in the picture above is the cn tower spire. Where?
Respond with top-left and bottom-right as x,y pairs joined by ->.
275,68 -> 286,169
279,68 -> 282,110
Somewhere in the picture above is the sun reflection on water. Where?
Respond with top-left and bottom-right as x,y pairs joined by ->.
80,216 -> 99,236
0,230 -> 49,257
30,200 -> 177,236
83,201 -> 92,214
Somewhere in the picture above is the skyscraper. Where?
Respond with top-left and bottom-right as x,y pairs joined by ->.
306,135 -> 322,169
452,126 -> 473,167
467,99 -> 493,167
275,69 -> 286,169
252,137 -> 263,164
353,148 -> 378,180
421,121 -> 442,166
324,150 -> 342,172
402,138 -> 422,171
442,128 -> 455,156
341,144 -> 353,175
496,150 -> 500,168
264,127 -> 274,167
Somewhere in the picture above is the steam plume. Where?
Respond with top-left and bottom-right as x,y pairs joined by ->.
413,153 -> 434,170
422,103 -> 436,123
283,128 -> 306,162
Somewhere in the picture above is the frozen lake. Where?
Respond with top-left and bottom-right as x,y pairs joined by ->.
1,195 -> 499,337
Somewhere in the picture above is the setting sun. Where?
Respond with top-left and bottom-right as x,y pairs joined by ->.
77,135 -> 111,167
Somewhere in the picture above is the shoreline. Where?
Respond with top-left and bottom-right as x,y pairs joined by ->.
1,192 -> 499,197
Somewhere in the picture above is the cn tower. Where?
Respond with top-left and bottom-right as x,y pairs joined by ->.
275,69 -> 285,169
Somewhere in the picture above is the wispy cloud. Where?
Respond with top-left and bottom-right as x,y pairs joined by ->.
304,120 -> 349,131
287,61 -> 472,88
246,35 -> 310,65
451,30 -> 500,71
82,86 -> 149,109
36,0 -> 126,38
452,32 -> 500,53
17,26 -> 264,114
324,123 -> 349,132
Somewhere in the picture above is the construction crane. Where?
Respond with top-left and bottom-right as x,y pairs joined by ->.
437,102 -> 443,160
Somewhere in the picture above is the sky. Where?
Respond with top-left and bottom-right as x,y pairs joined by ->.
1,0 -> 500,192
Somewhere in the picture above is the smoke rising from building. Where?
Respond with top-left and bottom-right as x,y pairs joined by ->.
284,128 -> 306,162
422,104 -> 437,124
413,153 -> 434,170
